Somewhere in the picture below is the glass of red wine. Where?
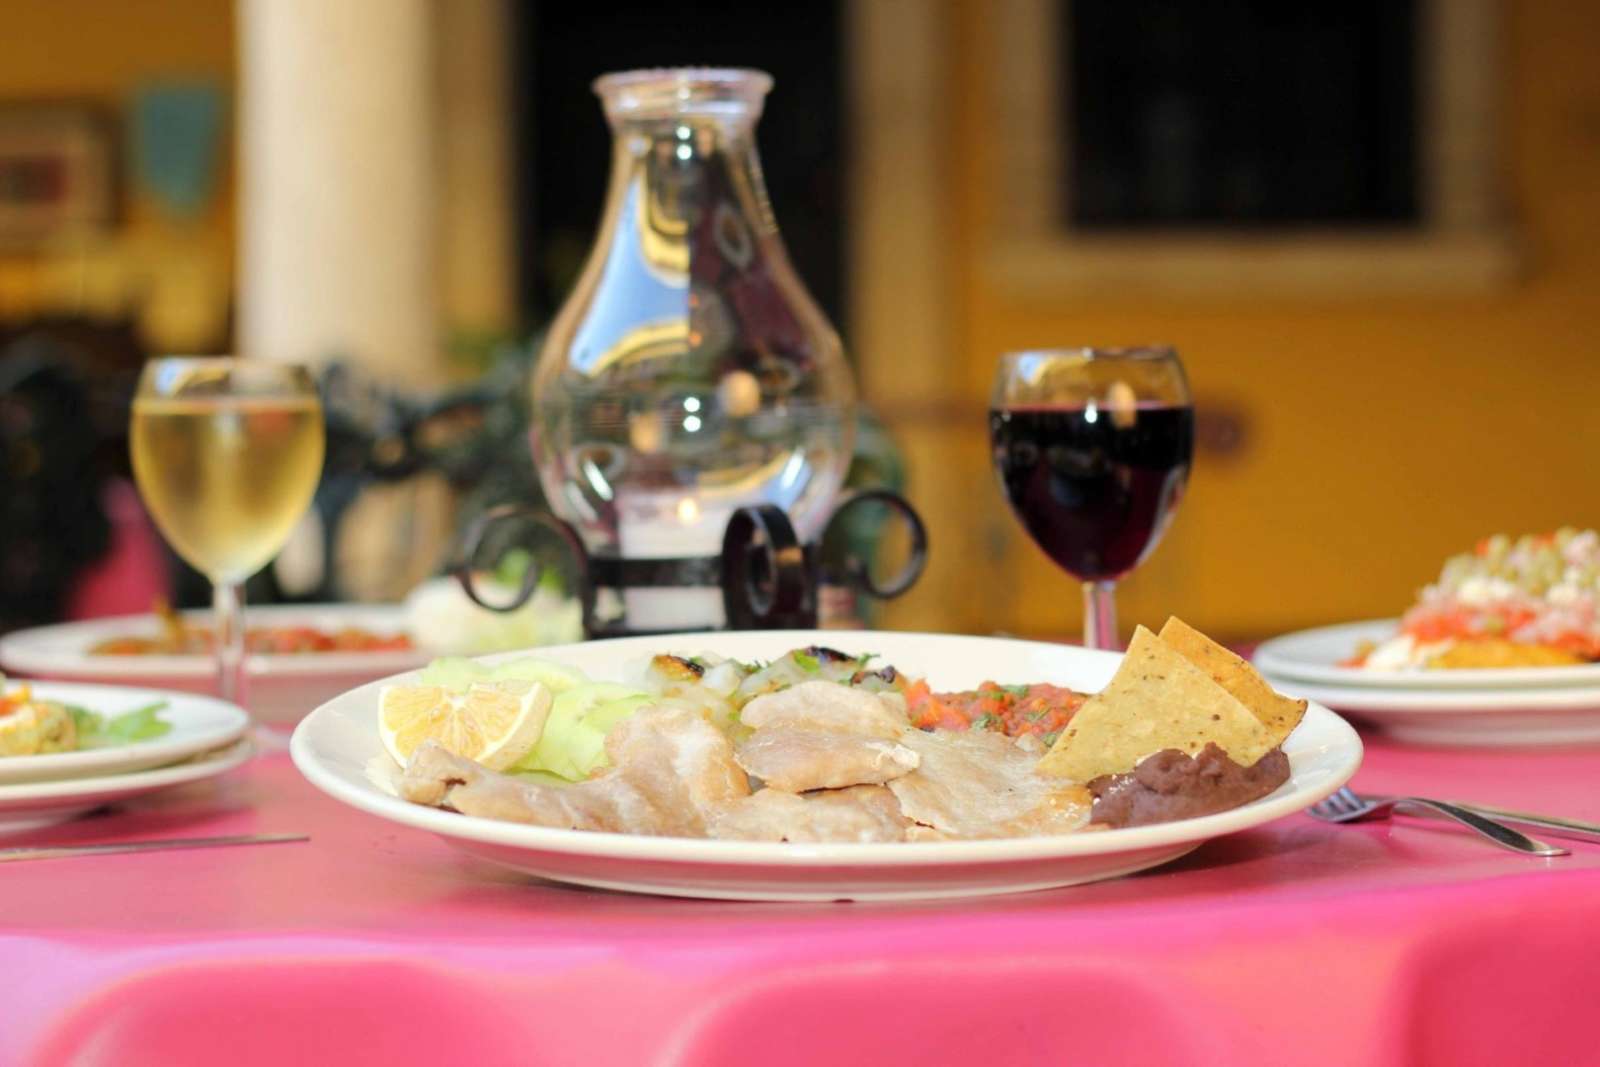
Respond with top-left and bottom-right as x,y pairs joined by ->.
989,347 -> 1194,650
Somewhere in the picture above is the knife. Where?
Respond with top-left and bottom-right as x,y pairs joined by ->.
0,833 -> 309,863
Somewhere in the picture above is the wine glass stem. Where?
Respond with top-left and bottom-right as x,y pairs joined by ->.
1083,579 -> 1118,650
213,580 -> 247,706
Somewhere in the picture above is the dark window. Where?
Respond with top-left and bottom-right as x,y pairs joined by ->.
1065,0 -> 1418,229
514,1 -> 845,330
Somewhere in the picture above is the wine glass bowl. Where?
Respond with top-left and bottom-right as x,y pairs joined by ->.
130,358 -> 325,704
989,347 -> 1194,649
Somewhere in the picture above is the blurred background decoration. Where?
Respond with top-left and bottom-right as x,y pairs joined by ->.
0,0 -> 1598,643
0,103 -> 117,248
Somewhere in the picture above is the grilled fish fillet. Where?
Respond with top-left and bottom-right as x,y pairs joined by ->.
734,680 -> 919,792
400,704 -> 749,837
888,728 -> 1091,839
710,784 -> 910,843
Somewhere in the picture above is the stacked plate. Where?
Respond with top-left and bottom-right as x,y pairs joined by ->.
0,682 -> 252,833
1254,619 -> 1600,747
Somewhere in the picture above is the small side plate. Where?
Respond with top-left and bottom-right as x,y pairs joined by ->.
0,682 -> 249,784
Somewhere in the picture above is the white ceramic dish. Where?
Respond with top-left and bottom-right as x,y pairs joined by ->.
0,682 -> 249,784
0,605 -> 429,725
291,630 -> 1363,902
1259,673 -> 1600,747
0,737 -> 254,834
1254,619 -> 1600,690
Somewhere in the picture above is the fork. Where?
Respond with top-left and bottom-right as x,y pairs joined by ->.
1308,787 -> 1569,857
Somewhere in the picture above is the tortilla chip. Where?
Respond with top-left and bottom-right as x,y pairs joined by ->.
1038,626 -> 1275,783
1158,617 -> 1306,746
1427,639 -> 1584,669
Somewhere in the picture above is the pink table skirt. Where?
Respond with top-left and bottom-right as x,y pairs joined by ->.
6,731 -> 1600,1067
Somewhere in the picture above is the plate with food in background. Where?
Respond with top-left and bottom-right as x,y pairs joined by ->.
1255,529 -> 1600,691
291,620 -> 1361,901
0,576 -> 583,725
0,680 -> 248,784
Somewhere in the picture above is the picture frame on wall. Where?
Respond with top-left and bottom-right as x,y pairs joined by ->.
0,103 -> 117,248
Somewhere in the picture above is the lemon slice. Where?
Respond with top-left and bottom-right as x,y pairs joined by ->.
379,679 -> 552,771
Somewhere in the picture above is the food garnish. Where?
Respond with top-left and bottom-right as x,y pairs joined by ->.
523,682 -> 653,781
379,679 -> 551,772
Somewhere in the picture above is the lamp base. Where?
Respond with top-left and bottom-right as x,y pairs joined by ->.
454,490 -> 927,639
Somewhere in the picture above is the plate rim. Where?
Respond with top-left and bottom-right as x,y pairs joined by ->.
0,736 -> 255,802
290,630 -> 1364,869
1253,618 -> 1600,690
1260,673 -> 1600,713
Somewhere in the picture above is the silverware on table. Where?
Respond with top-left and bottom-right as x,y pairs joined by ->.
1307,787 -> 1569,857
0,833 -> 309,864
1378,796 -> 1600,846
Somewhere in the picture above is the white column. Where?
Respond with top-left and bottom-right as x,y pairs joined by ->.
236,0 -> 440,383
437,0 -> 515,336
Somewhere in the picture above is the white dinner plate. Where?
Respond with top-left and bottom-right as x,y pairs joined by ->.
0,682 -> 249,784
0,737 -> 254,834
0,605 -> 429,725
291,630 -> 1363,902
1259,673 -> 1600,747
1254,619 -> 1600,690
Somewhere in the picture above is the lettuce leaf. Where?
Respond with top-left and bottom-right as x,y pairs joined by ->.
65,701 -> 172,748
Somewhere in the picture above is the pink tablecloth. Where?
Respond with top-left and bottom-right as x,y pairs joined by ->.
6,732 -> 1600,1067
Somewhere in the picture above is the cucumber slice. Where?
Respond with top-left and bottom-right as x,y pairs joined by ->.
419,656 -> 588,694
515,682 -> 653,780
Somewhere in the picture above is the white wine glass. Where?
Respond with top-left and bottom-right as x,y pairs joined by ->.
130,358 -> 325,705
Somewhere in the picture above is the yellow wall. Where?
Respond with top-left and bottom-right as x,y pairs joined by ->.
879,0 -> 1600,642
6,0 -> 1596,640
0,0 -> 237,350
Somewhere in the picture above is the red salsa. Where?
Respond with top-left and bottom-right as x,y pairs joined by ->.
904,680 -> 1088,744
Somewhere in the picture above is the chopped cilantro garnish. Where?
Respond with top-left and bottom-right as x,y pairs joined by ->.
1040,730 -> 1061,747
1001,684 -> 1030,698
972,713 -> 998,730
792,651 -> 820,672
854,651 -> 879,668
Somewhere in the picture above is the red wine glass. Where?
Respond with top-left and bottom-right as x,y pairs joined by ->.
989,347 -> 1194,650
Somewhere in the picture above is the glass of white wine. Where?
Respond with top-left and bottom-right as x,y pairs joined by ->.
130,358 -> 325,705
